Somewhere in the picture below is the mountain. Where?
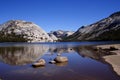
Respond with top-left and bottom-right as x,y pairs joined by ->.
49,30 -> 74,40
63,11 -> 120,41
0,20 -> 53,42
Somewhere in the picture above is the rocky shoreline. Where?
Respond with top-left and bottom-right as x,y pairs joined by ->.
96,44 -> 120,76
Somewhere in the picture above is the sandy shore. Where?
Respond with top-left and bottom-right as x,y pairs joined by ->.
96,44 -> 120,76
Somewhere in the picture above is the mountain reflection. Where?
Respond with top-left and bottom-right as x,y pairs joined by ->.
0,45 -> 49,65
74,46 -> 102,60
0,44 -> 113,65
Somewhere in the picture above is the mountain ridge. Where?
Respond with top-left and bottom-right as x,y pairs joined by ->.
48,30 -> 74,40
63,11 -> 120,41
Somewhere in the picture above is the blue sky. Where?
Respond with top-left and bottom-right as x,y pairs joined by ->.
0,0 -> 120,32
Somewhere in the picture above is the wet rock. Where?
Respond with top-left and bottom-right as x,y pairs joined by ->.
32,59 -> 46,67
54,56 -> 68,63
49,60 -> 56,64
57,53 -> 61,56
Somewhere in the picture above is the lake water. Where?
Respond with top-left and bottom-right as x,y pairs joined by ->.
0,42 -> 120,80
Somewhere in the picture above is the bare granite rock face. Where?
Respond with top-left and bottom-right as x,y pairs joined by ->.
48,33 -> 58,41
0,20 -> 53,42
64,11 -> 120,41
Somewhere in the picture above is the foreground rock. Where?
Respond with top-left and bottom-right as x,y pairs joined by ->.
64,11 -> 120,41
54,56 -> 68,63
0,20 -> 53,42
104,55 -> 120,76
32,59 -> 46,67
96,44 -> 120,76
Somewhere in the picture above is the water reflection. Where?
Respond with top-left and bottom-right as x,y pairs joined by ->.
0,44 -> 114,65
0,43 -> 119,80
74,46 -> 103,60
0,45 -> 49,65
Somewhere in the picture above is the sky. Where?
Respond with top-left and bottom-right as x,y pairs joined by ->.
0,0 -> 120,32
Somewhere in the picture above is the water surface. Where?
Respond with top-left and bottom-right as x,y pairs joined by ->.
0,42 -> 120,80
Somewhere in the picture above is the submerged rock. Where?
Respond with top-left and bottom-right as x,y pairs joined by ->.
32,59 -> 46,67
56,62 -> 68,66
54,56 -> 68,63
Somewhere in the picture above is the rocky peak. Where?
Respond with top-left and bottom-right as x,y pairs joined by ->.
0,20 -> 53,42
49,30 -> 74,40
64,11 -> 120,41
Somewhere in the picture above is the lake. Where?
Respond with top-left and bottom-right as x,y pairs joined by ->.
0,42 -> 120,80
